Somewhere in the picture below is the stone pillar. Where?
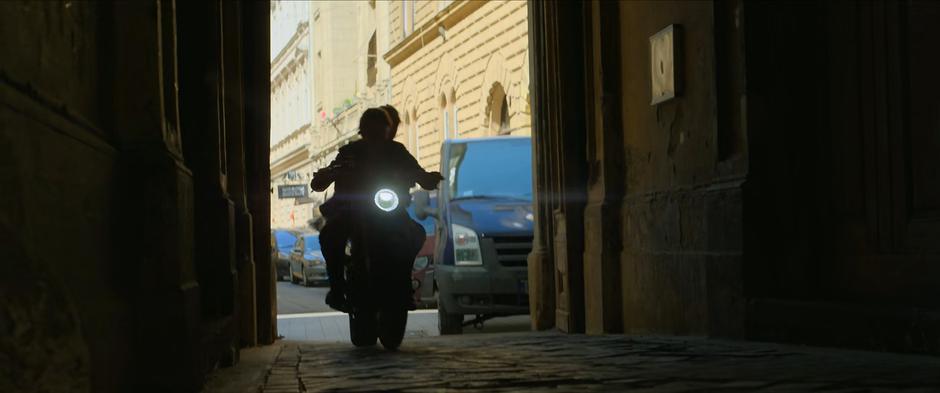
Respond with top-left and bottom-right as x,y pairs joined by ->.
243,0 -> 276,345
525,1 -> 556,331
582,0 -> 624,335
221,0 -> 258,349
527,0 -> 589,333
109,1 -> 202,390
177,0 -> 238,368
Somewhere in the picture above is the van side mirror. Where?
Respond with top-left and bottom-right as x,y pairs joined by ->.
413,190 -> 438,220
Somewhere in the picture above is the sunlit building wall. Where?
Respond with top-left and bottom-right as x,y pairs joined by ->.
388,0 -> 531,170
270,1 -> 315,230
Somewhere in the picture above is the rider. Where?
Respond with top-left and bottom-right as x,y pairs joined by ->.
311,107 -> 442,312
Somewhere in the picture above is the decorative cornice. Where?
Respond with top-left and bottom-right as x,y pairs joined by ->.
383,0 -> 485,68
270,123 -> 311,155
271,21 -> 309,78
270,147 -> 310,179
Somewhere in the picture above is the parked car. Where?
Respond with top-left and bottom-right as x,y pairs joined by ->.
272,229 -> 299,281
414,136 -> 533,334
408,198 -> 437,307
289,233 -> 327,286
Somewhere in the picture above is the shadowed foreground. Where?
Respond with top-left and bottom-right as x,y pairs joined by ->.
204,332 -> 940,392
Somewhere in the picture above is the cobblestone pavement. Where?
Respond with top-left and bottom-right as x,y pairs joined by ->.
206,331 -> 940,393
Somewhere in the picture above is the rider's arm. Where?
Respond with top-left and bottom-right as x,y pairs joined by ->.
311,150 -> 348,191
310,165 -> 336,192
395,143 -> 442,190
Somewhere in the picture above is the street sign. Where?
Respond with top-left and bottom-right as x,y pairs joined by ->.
278,184 -> 308,199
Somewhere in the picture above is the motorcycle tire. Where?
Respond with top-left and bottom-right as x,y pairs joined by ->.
378,309 -> 408,351
349,311 -> 377,347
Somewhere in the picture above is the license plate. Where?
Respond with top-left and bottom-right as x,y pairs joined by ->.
518,279 -> 528,294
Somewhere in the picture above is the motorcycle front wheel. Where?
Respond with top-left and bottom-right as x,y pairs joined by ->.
349,311 -> 377,347
378,309 -> 408,351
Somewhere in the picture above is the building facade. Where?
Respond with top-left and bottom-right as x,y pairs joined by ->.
386,0 -> 531,170
308,0 -> 394,205
270,1 -> 315,230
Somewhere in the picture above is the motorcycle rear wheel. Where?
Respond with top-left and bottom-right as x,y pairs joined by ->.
349,311 -> 377,347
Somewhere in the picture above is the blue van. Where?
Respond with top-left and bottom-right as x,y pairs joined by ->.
414,136 -> 533,334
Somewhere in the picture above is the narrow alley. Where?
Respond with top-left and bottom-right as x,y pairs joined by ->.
3,1 -> 940,392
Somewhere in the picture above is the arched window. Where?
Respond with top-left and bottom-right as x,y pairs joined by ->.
487,83 -> 511,135
402,0 -> 415,37
440,93 -> 450,140
498,95 -> 510,134
440,89 -> 458,139
410,108 -> 419,159
366,32 -> 377,87
451,88 -> 459,138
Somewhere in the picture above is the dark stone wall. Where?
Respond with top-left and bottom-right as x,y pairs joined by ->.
0,1 -> 273,392
0,2 -> 129,391
616,0 -> 746,336
742,0 -> 940,353
557,0 -> 939,352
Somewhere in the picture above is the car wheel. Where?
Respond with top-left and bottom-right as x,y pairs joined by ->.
438,299 -> 463,335
289,264 -> 299,285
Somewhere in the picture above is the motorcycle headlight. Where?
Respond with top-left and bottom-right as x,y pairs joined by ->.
452,224 -> 482,266
373,188 -> 399,212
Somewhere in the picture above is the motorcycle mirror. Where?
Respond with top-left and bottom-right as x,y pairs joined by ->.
413,190 -> 437,220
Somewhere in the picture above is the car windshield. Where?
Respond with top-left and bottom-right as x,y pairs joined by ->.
304,235 -> 321,252
274,231 -> 297,250
407,204 -> 435,234
447,138 -> 532,201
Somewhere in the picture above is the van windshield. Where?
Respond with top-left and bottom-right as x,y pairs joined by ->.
304,235 -> 321,252
274,231 -> 297,251
447,138 -> 532,201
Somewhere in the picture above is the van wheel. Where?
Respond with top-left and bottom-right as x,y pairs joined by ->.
438,305 -> 463,335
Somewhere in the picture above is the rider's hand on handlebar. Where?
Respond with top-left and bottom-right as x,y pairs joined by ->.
418,171 -> 444,190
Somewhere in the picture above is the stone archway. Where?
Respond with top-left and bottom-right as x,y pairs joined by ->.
433,55 -> 459,141
485,82 -> 511,135
479,50 -> 512,133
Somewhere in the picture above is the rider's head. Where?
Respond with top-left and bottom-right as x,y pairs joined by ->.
358,107 -> 390,141
380,105 -> 401,139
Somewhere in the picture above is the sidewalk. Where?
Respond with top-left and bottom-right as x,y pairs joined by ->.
203,331 -> 940,392
276,311 -> 530,341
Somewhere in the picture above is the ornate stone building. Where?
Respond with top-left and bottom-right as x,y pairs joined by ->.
269,1 -> 315,230
386,0 -> 531,170
308,0 -> 395,206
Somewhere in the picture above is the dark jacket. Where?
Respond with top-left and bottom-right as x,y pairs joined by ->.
312,139 -> 437,218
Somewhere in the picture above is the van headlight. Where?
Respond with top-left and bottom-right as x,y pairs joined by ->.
452,224 -> 482,266
373,188 -> 399,212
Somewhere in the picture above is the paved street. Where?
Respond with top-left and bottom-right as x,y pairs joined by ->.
204,331 -> 940,393
276,281 -> 531,341
277,281 -> 332,314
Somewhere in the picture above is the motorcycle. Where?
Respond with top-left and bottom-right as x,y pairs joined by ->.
330,160 -> 422,351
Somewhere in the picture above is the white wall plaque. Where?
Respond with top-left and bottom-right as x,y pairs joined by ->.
650,24 -> 681,105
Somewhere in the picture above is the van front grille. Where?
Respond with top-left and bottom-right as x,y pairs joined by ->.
489,236 -> 533,267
